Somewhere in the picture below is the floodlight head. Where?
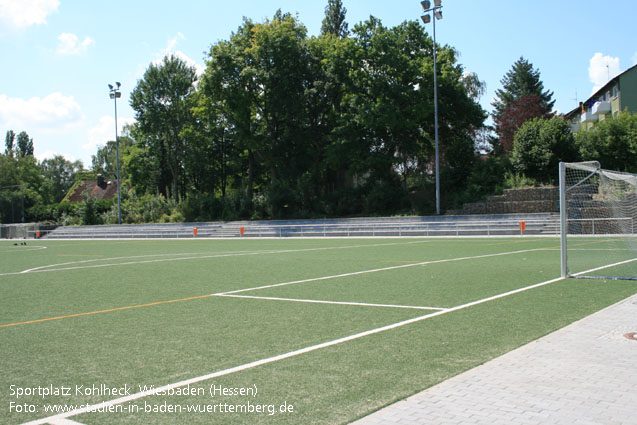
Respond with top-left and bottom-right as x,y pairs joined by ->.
108,84 -> 114,90
435,10 -> 443,20
421,1 -> 431,10
434,0 -> 442,6
116,82 -> 121,89
421,14 -> 431,24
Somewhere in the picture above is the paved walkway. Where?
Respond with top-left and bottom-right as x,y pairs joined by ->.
353,294 -> 637,425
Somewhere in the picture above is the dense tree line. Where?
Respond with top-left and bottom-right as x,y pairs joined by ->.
3,4 -> 636,225
1,130 -> 83,224
122,9 -> 487,220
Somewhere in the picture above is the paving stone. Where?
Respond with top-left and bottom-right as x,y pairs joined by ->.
352,294 -> 637,425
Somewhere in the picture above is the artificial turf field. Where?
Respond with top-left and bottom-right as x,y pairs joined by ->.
1,237 -> 635,424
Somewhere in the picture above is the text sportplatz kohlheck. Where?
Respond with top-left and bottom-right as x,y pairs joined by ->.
8,383 -> 295,417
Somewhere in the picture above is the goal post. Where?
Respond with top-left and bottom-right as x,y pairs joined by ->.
0,223 -> 38,239
559,161 -> 637,280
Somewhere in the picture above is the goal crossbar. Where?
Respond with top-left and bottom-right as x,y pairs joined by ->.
560,161 -> 637,280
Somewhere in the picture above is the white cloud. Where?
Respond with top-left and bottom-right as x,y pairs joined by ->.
153,32 -> 205,77
36,149 -> 78,163
0,0 -> 59,29
589,52 -> 621,94
166,32 -> 185,52
85,115 -> 135,154
56,33 -> 95,55
0,92 -> 83,131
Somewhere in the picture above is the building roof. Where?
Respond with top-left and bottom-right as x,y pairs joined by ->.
65,179 -> 118,203
564,62 -> 637,120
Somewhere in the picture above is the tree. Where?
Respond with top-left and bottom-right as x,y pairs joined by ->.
16,131 -> 34,157
492,57 -> 555,153
130,54 -> 197,202
576,112 -> 637,172
511,116 -> 578,183
91,126 -> 134,181
321,0 -> 348,38
202,12 -> 315,216
41,155 -> 84,203
5,130 -> 15,156
495,94 -> 548,152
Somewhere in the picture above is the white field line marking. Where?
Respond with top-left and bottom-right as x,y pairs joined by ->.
49,418 -> 86,425
0,245 -> 47,253
21,273 -> 569,425
215,294 -> 448,311
216,247 -> 552,296
571,257 -> 637,276
20,251 -> 266,273
3,240 -> 432,277
24,256 -> 633,425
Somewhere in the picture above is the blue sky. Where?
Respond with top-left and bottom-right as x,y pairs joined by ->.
1,0 -> 636,166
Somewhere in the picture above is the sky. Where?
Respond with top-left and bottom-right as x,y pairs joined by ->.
1,0 -> 636,167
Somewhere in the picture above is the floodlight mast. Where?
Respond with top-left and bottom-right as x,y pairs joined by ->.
420,0 -> 443,215
108,82 -> 122,224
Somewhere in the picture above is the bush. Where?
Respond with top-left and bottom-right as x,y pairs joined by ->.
101,192 -> 177,224
511,117 -> 578,183
576,112 -> 637,172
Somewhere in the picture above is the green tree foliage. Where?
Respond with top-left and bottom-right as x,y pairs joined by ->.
5,130 -> 15,156
0,152 -> 46,223
130,54 -> 197,202
40,155 -> 83,203
492,57 -> 555,153
197,12 -> 487,217
576,112 -> 637,173
91,125 -> 134,180
1,10 -> 493,223
511,117 -> 578,183
321,0 -> 349,38
16,131 -> 34,157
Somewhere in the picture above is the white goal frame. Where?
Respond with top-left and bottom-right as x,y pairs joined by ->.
559,161 -> 637,280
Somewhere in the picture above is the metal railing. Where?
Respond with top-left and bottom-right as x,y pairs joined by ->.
41,216 -> 560,239
567,217 -> 634,235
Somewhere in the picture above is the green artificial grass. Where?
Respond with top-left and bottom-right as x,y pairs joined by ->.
1,237 -> 635,424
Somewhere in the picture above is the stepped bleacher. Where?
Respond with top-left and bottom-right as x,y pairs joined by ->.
41,213 -> 560,239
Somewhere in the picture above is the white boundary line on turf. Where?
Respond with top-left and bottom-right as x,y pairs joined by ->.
1,240 -> 431,277
0,245 -> 47,253
19,250 -> 270,273
20,275 -> 567,425
48,418 -> 85,425
572,257 -> 637,277
22,257 -> 634,425
215,294 -> 448,311
214,247 -> 552,296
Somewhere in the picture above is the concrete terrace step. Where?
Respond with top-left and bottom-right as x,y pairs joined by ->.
42,214 -> 560,239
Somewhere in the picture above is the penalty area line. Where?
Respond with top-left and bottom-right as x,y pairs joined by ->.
21,273 -> 567,425
214,294 -> 448,311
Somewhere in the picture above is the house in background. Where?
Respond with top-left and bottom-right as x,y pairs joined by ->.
564,63 -> 637,131
63,174 -> 118,203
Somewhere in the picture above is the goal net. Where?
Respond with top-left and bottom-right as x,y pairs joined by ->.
559,161 -> 637,280
0,223 -> 38,240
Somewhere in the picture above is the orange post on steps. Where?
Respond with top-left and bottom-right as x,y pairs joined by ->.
193,227 -> 198,236
518,221 -> 526,234
240,226 -> 245,236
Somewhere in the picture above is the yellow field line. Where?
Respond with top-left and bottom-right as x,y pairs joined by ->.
0,294 -> 214,329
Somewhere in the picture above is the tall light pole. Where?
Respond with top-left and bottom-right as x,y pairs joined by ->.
108,82 -> 122,224
420,0 -> 443,215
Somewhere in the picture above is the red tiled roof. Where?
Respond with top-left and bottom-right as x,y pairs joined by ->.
66,180 -> 118,202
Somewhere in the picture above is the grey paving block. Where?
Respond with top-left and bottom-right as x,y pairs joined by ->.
352,294 -> 637,425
